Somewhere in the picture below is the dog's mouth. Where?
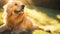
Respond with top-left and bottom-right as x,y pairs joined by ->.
14,5 -> 25,13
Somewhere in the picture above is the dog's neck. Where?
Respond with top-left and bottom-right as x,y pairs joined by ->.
6,13 -> 25,22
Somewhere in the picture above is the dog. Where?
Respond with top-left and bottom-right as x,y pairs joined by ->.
0,0 -> 51,34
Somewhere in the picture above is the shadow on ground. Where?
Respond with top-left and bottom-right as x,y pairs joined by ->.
37,7 -> 60,22
0,30 -> 33,34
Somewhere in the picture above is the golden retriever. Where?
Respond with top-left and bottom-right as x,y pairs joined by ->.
0,0 -> 51,34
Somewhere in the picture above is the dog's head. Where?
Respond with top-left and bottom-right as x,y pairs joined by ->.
3,0 -> 25,16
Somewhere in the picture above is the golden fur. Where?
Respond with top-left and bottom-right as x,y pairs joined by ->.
0,0 -> 51,34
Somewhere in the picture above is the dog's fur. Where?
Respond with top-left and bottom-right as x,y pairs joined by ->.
0,0 -> 51,34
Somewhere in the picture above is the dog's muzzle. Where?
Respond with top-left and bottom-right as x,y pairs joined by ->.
14,5 -> 25,13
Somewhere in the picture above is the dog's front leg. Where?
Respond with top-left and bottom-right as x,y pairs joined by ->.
32,24 -> 51,33
0,24 -> 7,33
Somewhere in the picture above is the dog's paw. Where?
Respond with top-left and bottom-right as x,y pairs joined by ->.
45,29 -> 51,33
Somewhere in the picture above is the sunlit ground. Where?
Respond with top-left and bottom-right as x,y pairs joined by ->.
24,5 -> 60,34
0,11 -> 3,26
0,5 -> 60,34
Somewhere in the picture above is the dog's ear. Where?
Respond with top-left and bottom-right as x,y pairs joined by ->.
3,5 -> 12,16
3,0 -> 13,16
3,7 -> 12,17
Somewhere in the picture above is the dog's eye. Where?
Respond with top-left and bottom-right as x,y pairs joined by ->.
15,3 -> 17,6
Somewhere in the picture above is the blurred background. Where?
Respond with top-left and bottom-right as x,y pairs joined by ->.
0,0 -> 60,9
0,0 -> 60,34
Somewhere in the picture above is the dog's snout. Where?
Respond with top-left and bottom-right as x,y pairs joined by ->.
14,5 -> 25,13
21,5 -> 25,8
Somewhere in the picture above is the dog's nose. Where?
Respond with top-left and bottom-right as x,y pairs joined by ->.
21,5 -> 25,9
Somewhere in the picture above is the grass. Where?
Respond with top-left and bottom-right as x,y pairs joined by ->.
0,5 -> 60,34
0,11 -> 3,25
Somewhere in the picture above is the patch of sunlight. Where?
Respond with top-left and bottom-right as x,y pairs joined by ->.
24,6 -> 59,25
56,15 -> 60,19
43,25 -> 60,32
0,11 -> 3,25
24,6 -> 60,33
33,30 -> 49,34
